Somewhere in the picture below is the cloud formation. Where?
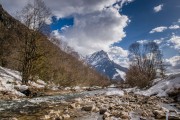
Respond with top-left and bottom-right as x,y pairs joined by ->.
108,46 -> 128,57
169,35 -> 180,51
59,7 -> 129,55
153,4 -> 163,13
153,39 -> 164,45
166,56 -> 180,73
1,0 -> 132,18
108,46 -> 129,68
0,0 -> 30,16
150,23 -> 180,34
169,25 -> 180,30
1,0 -> 132,56
149,26 -> 167,33
137,40 -> 148,44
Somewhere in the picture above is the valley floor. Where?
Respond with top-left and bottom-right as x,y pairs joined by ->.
0,66 -> 180,120
0,87 -> 180,120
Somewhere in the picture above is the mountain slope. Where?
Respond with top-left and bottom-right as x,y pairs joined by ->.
0,4 -> 109,86
86,50 -> 128,81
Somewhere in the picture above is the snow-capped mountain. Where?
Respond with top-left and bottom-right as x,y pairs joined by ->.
86,50 -> 128,81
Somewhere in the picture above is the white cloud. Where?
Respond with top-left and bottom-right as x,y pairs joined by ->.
169,35 -> 180,51
153,39 -> 164,45
166,56 -> 180,67
137,39 -> 164,45
1,0 -> 132,56
165,56 -> 180,73
51,30 -> 63,40
108,46 -> 128,57
61,25 -> 70,31
149,26 -> 167,33
108,46 -> 129,68
1,0 -> 132,18
149,24 -> 180,34
137,40 -> 148,44
119,0 -> 134,8
169,25 -> 180,30
153,4 -> 163,13
0,0 -> 30,16
54,7 -> 129,55
45,17 -> 53,25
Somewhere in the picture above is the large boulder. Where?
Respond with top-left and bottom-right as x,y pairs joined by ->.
153,110 -> 166,119
21,89 -> 31,96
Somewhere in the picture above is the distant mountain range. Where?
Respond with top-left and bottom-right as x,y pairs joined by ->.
86,50 -> 128,81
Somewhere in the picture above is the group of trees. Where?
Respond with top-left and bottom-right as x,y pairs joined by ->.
126,41 -> 165,88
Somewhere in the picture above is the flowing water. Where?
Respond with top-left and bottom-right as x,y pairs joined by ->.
0,88 -> 120,111
0,88 -> 122,119
0,88 -> 179,120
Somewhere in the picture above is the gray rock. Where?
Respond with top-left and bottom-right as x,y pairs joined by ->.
103,112 -> 111,119
81,105 -> 95,111
69,103 -> 76,109
62,114 -> 70,119
120,112 -> 129,119
100,108 -> 107,114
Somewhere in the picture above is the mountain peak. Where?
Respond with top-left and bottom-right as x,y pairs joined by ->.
99,50 -> 106,54
86,50 -> 128,81
86,50 -> 110,66
92,50 -> 109,59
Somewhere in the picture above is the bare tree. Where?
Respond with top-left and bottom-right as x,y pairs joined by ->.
17,0 -> 51,84
126,41 -> 165,88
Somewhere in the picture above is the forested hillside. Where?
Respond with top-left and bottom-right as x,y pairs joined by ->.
0,4 -> 109,86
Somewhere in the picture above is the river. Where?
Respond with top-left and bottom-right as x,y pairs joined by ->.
0,88 -> 179,120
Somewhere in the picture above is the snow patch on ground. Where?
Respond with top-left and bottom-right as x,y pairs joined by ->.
105,88 -> 124,96
15,84 -> 29,91
135,73 -> 180,97
124,87 -> 138,93
0,66 -> 47,96
37,80 -> 47,85
29,81 -> 45,88
108,84 -> 116,88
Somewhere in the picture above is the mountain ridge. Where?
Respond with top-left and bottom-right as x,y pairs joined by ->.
86,50 -> 128,81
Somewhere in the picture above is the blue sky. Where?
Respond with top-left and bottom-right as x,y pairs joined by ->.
1,0 -> 180,71
48,0 -> 180,58
117,0 -> 180,58
51,17 -> 74,31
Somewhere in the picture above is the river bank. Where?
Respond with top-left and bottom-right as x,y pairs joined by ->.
0,67 -> 180,120
0,88 -> 179,120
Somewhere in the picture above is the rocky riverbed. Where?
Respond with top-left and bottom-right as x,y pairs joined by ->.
0,88 -> 179,120
43,93 -> 180,120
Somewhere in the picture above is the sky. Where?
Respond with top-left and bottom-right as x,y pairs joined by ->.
0,0 -> 180,72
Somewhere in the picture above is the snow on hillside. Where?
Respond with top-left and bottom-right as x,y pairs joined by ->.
115,68 -> 126,80
0,66 -> 46,96
135,73 -> 180,97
